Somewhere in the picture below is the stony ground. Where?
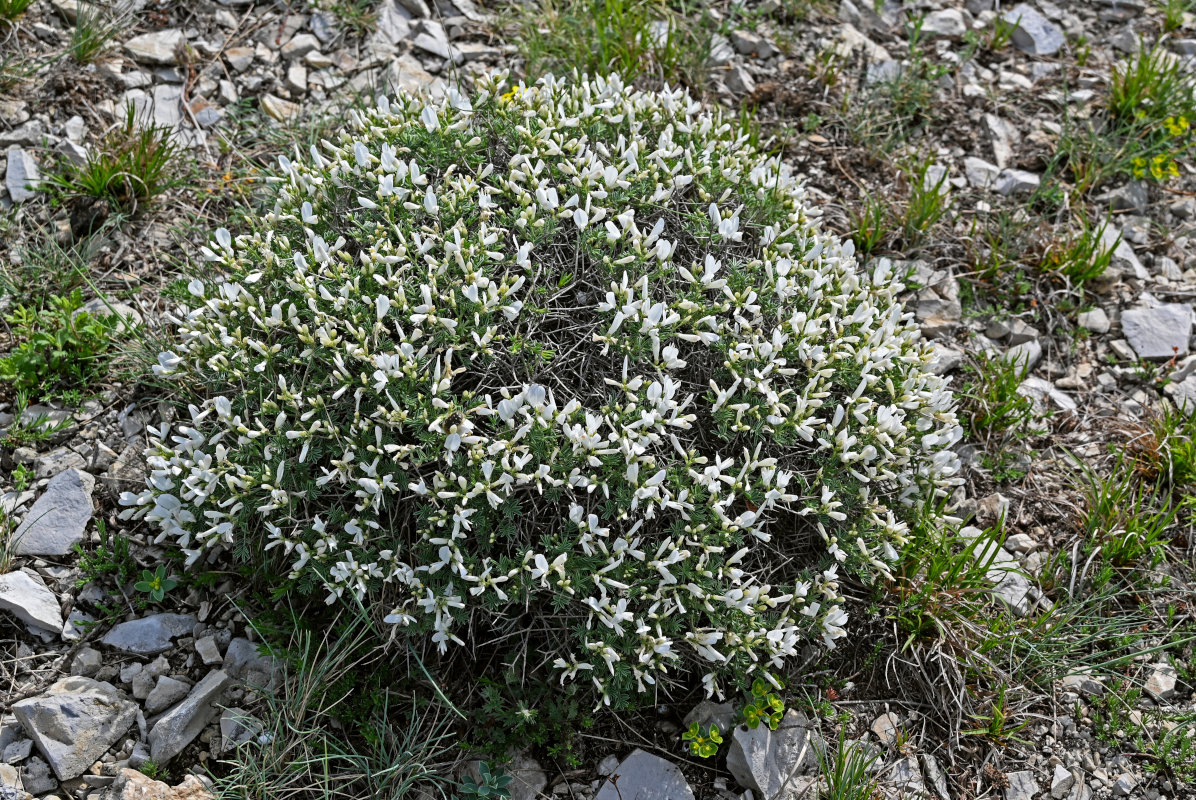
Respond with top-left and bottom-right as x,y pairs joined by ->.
1,0 -> 1195,799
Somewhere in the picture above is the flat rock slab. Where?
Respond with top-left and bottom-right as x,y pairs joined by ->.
223,638 -> 282,692
5,146 -> 40,203
102,613 -> 197,655
149,669 -> 230,764
124,29 -> 184,64
1002,3 -> 1064,55
593,749 -> 694,800
12,468 -> 95,556
727,709 -> 824,799
0,570 -> 63,633
12,677 -> 137,780
1122,304 -> 1193,361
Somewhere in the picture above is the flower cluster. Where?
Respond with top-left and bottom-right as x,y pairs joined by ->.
122,72 -> 961,706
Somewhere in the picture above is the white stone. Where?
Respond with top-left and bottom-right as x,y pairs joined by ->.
0,570 -> 63,633
1050,764 -> 1075,799
1144,663 -> 1177,700
5,146 -> 39,203
124,29 -> 184,65
964,156 -> 1000,189
12,677 -> 137,781
727,710 -> 823,798
260,94 -> 300,122
12,468 -> 95,556
148,669 -> 230,764
1122,304 -> 1193,361
921,9 -> 967,37
594,749 -> 693,800
1002,3 -> 1064,55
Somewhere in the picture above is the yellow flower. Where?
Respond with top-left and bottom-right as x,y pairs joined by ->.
1168,160 -> 1180,179
1132,156 -> 1147,179
1163,116 -> 1190,136
1150,154 -> 1167,180
500,86 -> 523,103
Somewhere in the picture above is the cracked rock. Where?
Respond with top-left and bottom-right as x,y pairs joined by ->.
0,570 -> 63,634
1122,304 -> 1193,360
148,669 -> 230,764
124,29 -> 184,64
11,468 -> 94,556
101,613 -> 198,655
12,678 -> 137,781
727,710 -> 824,799
1002,3 -> 1064,55
593,749 -> 693,800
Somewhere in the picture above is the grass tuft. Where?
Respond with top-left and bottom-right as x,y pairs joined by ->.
69,2 -> 126,64
45,105 -> 185,213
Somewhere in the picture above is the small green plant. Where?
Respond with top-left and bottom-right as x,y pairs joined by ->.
510,0 -> 713,92
682,722 -> 723,758
742,678 -> 786,731
1075,453 -> 1178,572
1041,215 -> 1116,287
959,353 -> 1035,442
849,194 -> 892,257
45,104 -> 185,213
818,729 -> 879,800
138,760 -> 161,780
898,157 -> 951,249
0,51 -> 40,93
1160,0 -> 1195,32
1151,401 -> 1196,487
0,0 -> 33,21
75,519 -> 137,589
0,391 -> 74,449
315,0 -> 376,35
0,289 -> 120,396
459,763 -> 512,799
961,684 -> 1031,743
135,565 -> 179,603
11,464 -> 33,492
1109,41 -> 1195,124
70,2 -> 126,64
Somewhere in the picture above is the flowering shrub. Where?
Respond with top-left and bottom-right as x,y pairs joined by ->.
122,72 -> 961,706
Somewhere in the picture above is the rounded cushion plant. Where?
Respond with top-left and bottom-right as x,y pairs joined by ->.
123,72 -> 962,706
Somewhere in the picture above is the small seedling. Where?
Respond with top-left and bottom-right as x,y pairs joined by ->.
135,565 -> 179,602
459,762 -> 512,799
742,677 -> 786,730
682,722 -> 723,757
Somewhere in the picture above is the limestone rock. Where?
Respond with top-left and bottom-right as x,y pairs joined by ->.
148,669 -> 230,764
593,749 -> 694,800
0,571 -> 63,634
1002,3 -> 1064,55
124,29 -> 184,65
1144,663 -> 1177,700
727,710 -> 824,799
260,94 -> 300,122
1004,770 -> 1038,800
5,146 -> 40,204
223,638 -> 281,692
12,468 -> 94,556
144,677 -> 192,715
101,613 -> 197,655
921,8 -> 967,37
12,678 -> 137,781
682,701 -> 738,735
1122,304 -> 1193,361
103,768 -> 214,800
